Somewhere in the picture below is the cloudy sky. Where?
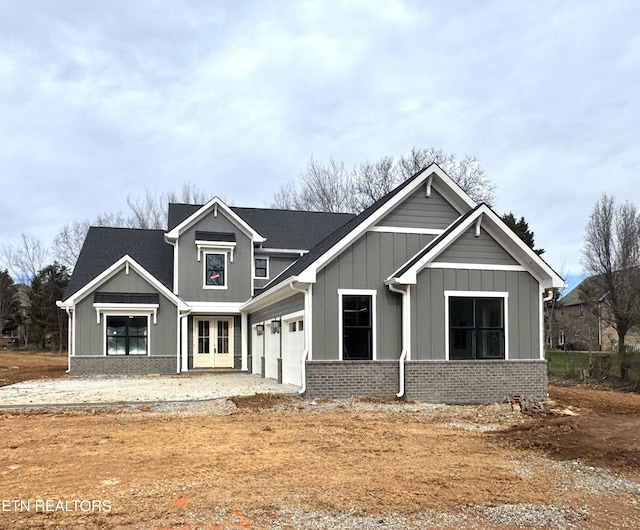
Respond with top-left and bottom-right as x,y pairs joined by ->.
1,0 -> 638,287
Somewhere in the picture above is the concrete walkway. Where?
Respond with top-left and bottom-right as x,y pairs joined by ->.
0,372 -> 299,407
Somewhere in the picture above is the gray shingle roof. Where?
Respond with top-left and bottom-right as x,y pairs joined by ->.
64,227 -> 173,299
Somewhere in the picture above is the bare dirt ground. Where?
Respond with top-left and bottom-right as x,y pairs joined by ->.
0,351 -> 67,387
1,353 -> 639,529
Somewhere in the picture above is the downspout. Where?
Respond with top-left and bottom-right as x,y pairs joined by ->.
64,307 -> 72,374
388,283 -> 409,398
290,281 -> 310,395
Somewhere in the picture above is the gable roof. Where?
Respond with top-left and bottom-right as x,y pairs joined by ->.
64,227 -> 173,299
387,203 -> 564,289
251,163 -> 476,299
165,197 -> 266,243
169,203 -> 356,250
60,254 -> 187,310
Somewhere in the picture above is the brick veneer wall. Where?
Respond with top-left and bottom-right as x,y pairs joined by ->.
70,356 -> 177,376
304,361 -> 399,399
304,360 -> 548,404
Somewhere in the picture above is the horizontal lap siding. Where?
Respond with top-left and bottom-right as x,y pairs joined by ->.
412,269 -> 540,360
248,293 -> 304,325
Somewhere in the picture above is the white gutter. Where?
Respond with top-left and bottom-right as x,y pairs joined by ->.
289,281 -> 311,395
388,283 -> 410,398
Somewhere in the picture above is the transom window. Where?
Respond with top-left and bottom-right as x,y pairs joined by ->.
255,258 -> 268,278
106,316 -> 148,355
342,294 -> 373,360
205,252 -> 226,288
449,296 -> 505,360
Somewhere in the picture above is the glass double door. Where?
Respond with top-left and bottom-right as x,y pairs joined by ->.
193,318 -> 233,368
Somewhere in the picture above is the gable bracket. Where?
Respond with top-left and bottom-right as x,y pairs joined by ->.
474,214 -> 483,237
425,174 -> 433,198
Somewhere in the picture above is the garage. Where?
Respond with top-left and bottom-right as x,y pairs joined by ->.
252,325 -> 264,375
282,315 -> 304,387
264,321 -> 279,380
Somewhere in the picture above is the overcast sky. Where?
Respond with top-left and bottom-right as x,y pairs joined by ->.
1,1 -> 638,287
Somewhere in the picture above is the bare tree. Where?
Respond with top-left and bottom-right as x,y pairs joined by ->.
272,157 -> 359,213
271,148 -> 496,213
52,182 -> 213,271
0,234 -> 50,284
581,194 -> 640,376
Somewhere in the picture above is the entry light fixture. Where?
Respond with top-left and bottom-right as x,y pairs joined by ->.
271,318 -> 281,334
256,324 -> 264,336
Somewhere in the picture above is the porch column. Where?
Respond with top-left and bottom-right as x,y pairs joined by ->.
181,314 -> 189,372
241,312 -> 248,371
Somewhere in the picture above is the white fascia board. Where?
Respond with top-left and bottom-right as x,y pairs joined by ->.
165,197 -> 266,243
185,301 -> 244,314
391,204 -> 564,288
240,278 -> 309,313
254,248 -> 308,256
297,164 -> 467,281
59,255 -> 188,311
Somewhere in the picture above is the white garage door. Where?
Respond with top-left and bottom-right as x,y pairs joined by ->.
264,322 -> 279,380
252,326 -> 263,375
282,318 -> 304,387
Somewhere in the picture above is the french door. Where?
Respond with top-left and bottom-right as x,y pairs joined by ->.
193,318 -> 233,368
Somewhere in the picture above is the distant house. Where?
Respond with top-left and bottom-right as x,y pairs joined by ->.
57,164 -> 564,403
555,280 -> 640,352
1,284 -> 30,348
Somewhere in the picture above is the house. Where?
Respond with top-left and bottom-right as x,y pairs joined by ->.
58,164 -> 564,403
554,280 -> 640,352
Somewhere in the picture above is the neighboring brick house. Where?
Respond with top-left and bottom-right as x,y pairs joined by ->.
555,280 -> 640,352
58,164 -> 564,403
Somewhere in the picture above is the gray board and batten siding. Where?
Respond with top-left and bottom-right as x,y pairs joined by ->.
434,227 -> 520,265
70,267 -> 178,375
311,231 -> 435,361
176,209 -> 252,303
411,268 -> 541,360
376,185 -> 462,229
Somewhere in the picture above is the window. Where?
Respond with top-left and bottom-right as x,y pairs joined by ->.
559,330 -> 565,346
205,252 -> 226,288
255,258 -> 268,278
448,296 -> 505,360
106,316 -> 148,355
341,294 -> 373,360
298,320 -> 304,332
288,321 -> 297,333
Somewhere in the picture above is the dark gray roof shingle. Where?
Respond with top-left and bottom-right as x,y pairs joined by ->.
64,227 -> 173,299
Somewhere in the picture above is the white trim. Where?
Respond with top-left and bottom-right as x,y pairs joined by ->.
103,313 -> 151,357
202,251 -> 228,290
423,262 -> 527,272
241,312 -> 248,371
337,288 -> 377,361
282,309 -> 305,321
539,286 -> 545,360
59,254 -> 188,312
444,291 -> 509,361
180,312 -> 189,373
296,164 -> 475,284
186,301 -> 243,313
165,197 -> 266,244
255,248 -> 308,256
254,256 -> 270,280
196,241 -> 236,263
93,303 -> 159,324
368,226 -> 445,235
389,204 -> 564,289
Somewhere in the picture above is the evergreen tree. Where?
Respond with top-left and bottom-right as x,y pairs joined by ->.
29,263 -> 70,351
0,269 -> 20,339
501,212 -> 545,255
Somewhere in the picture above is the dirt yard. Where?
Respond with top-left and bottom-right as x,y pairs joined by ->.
1,352 -> 639,529
0,351 -> 67,387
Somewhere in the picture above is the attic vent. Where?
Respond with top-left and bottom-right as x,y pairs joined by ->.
195,231 -> 236,242
94,292 -> 160,305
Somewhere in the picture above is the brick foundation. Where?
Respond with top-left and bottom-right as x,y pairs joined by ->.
70,356 -> 177,376
304,360 -> 547,404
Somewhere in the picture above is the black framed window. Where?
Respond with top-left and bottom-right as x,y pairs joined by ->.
107,316 -> 148,355
449,297 -> 504,360
205,253 -> 226,287
255,258 -> 268,278
342,295 -> 373,360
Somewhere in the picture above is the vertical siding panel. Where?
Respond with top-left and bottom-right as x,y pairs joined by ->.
481,270 -> 494,291
432,269 -> 446,359
506,271 -> 520,358
468,270 -> 482,290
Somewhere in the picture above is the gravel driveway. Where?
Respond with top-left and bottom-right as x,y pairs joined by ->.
0,372 -> 298,407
